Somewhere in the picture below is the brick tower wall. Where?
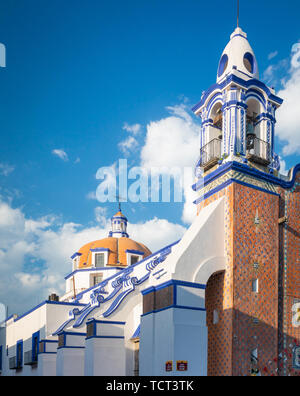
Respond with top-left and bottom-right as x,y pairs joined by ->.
202,175 -> 300,376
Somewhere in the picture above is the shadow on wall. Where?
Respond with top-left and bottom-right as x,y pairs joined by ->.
205,272 -> 300,377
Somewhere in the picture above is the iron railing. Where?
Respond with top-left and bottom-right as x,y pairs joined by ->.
246,135 -> 271,165
199,139 -> 222,170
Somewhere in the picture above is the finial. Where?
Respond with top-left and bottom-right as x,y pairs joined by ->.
237,0 -> 240,28
115,193 -> 125,212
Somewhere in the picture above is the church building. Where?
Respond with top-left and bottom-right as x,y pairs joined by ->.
0,26 -> 299,377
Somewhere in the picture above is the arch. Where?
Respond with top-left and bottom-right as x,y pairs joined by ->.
206,92 -> 223,119
192,257 -> 226,285
243,52 -> 257,74
245,92 -> 266,112
218,54 -> 228,78
205,270 -> 227,376
245,96 -> 264,140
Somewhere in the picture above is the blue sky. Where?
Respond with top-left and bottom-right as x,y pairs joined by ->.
0,0 -> 299,315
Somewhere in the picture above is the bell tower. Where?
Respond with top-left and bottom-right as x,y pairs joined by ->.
193,27 -> 282,175
192,27 -> 300,376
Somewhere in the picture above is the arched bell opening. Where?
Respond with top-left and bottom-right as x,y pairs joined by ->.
245,98 -> 270,166
246,98 -> 261,137
200,101 -> 223,170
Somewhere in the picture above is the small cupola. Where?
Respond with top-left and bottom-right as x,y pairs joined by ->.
217,27 -> 259,83
109,211 -> 129,238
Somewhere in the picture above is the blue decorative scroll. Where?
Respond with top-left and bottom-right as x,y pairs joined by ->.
53,243 -> 176,334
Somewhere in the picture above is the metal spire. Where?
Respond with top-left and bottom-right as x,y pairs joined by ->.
237,0 -> 240,27
114,193 -> 125,212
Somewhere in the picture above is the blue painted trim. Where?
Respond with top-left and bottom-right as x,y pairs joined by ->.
90,248 -> 110,253
57,346 -> 85,350
192,75 -> 283,113
14,301 -> 85,323
65,267 -> 124,281
141,305 -> 206,317
32,331 -> 40,362
131,324 -> 141,339
231,33 -> 247,40
111,216 -> 128,221
193,177 -> 280,205
87,319 -> 126,326
109,231 -> 129,238
125,249 -> 145,255
4,314 -> 14,323
16,339 -> 23,368
74,240 -> 180,302
86,336 -> 125,340
222,100 -> 248,110
142,279 -> 206,296
40,339 -> 58,343
70,252 -> 82,260
192,161 -> 300,192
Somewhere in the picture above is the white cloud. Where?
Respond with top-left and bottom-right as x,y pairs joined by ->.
276,60 -> 300,156
0,163 -> 15,176
0,197 -> 186,315
140,104 -> 200,225
128,217 -> 186,253
263,65 -> 276,83
268,51 -> 278,60
141,104 -> 200,171
52,149 -> 69,162
86,191 -> 97,200
123,123 -> 142,135
94,206 -> 109,227
279,158 -> 289,176
118,136 -> 139,155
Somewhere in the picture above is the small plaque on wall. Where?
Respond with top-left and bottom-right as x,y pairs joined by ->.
165,361 -> 173,372
292,302 -> 300,328
177,360 -> 188,371
293,347 -> 300,370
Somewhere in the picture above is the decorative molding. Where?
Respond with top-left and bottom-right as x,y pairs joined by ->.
53,242 -> 178,334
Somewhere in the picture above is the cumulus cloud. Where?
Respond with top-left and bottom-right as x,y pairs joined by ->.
128,217 -> 186,253
140,104 -> 200,224
0,197 -> 186,316
52,149 -> 69,162
141,104 -> 200,171
123,123 -> 142,135
268,51 -> 278,60
118,136 -> 139,155
276,43 -> 300,156
0,163 -> 15,176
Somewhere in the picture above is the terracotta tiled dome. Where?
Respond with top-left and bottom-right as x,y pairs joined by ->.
77,237 -> 151,268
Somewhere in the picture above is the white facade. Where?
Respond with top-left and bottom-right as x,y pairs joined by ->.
0,196 -> 226,376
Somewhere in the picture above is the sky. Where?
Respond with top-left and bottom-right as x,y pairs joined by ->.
0,0 -> 299,316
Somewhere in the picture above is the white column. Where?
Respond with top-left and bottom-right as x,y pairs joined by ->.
37,339 -> 58,376
84,319 -> 126,376
139,280 -> 208,376
56,332 -> 86,376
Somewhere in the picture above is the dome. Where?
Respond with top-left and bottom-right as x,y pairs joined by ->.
76,237 -> 152,268
217,27 -> 259,83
